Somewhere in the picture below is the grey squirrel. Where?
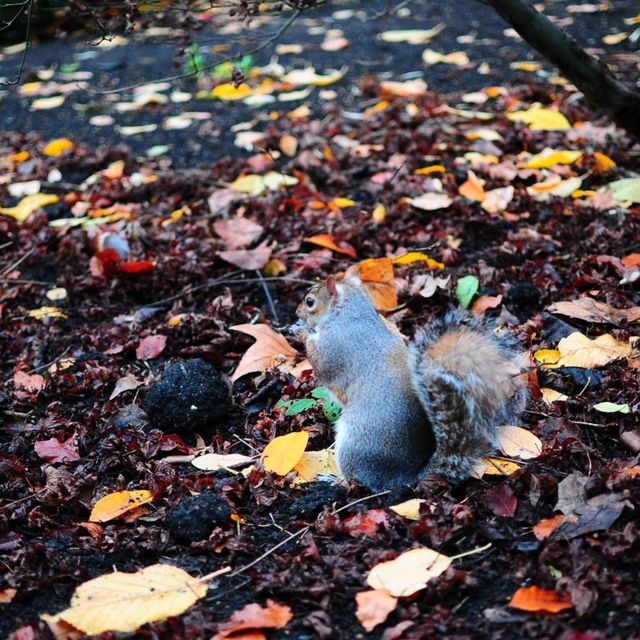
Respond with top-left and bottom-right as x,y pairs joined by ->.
293,271 -> 528,491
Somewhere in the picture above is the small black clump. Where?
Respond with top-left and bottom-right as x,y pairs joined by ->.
143,358 -> 230,433
165,492 -> 232,542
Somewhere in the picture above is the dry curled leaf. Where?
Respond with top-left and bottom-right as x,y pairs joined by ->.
554,331 -> 639,369
230,324 -> 309,382
548,298 -> 640,324
215,599 -> 293,638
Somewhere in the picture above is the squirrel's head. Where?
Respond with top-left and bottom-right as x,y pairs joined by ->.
296,272 -> 362,330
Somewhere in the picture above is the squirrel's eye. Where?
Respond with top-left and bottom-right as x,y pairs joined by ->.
305,296 -> 315,309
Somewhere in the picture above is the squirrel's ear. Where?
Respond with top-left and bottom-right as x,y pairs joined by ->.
326,274 -> 337,296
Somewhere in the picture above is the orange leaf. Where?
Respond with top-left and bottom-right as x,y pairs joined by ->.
355,589 -> 398,632
0,588 -> 16,603
593,151 -> 616,173
470,294 -> 503,315
347,258 -> 398,310
458,170 -> 485,201
509,586 -> 573,614
89,490 -> 154,523
230,324 -> 306,382
216,599 -> 293,638
621,253 -> 640,269
260,431 -> 309,475
532,515 -> 566,541
304,234 -> 357,258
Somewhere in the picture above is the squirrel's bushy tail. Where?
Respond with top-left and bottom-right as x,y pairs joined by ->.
410,312 -> 528,480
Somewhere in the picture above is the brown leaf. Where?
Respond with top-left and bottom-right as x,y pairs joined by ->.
216,599 -> 293,638
218,240 -> 273,270
109,374 -> 144,400
208,188 -> 242,216
471,294 -> 503,315
213,217 -> 264,250
231,324 -> 307,382
548,297 -> 640,324
355,589 -> 398,632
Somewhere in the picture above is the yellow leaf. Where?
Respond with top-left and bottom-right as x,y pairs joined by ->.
279,133 -> 298,157
414,164 -> 445,175
541,387 -> 569,404
472,457 -> 522,477
367,547 -> 452,597
527,176 -> 583,199
534,349 -> 561,365
496,426 -> 542,460
507,107 -> 571,131
211,83 -> 254,101
42,564 -> 209,634
372,204 -> 386,223
510,61 -> 542,72
332,197 -> 356,208
391,252 -> 444,269
261,431 -> 309,475
31,95 -> 65,110
389,498 -> 428,520
602,32 -> 628,45
555,331 -> 638,369
464,128 -> 503,142
26,305 -> 67,320
282,66 -> 347,86
42,138 -> 75,156
89,490 -> 154,523
0,193 -> 59,222
293,449 -> 340,483
593,151 -> 616,173
230,174 -> 267,196
287,105 -> 311,118
524,148 -> 583,169
7,150 -> 30,163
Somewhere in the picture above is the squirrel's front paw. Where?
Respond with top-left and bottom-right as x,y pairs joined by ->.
289,319 -> 310,341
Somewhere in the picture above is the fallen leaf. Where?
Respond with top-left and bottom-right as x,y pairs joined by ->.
260,431 -> 309,475
554,331 -> 638,368
218,240 -> 273,270
230,172 -> 297,196
191,453 -> 254,471
34,435 -> 81,464
541,387 -> 569,404
481,186 -> 514,213
458,170 -> 485,201
348,258 -> 397,310
41,564 -> 208,634
343,509 -> 389,537
422,49 -> 469,66
507,106 -> 571,130
472,457 -> 522,477
109,374 -> 144,400
524,148 -> 582,169
304,234 -> 357,258
484,483 -> 517,517
496,426 -> 543,459
293,449 -> 340,483
89,490 -> 154,523
380,79 -> 428,98
230,323 -> 306,381
608,178 -> 640,204
389,498 -> 428,520
509,586 -> 573,614
593,151 -> 616,172
26,306 -> 67,320
216,599 -> 292,638
391,252 -> 444,269
470,294 -> 503,315
42,138 -> 75,156
355,589 -> 398,632
0,588 -> 16,603
136,335 -> 167,360
282,66 -> 347,86
592,401 -> 630,414
532,515 -> 566,540
407,192 -> 452,211
367,547 -> 452,597
547,298 -> 640,324
455,274 -> 479,308
380,24 -> 445,44
13,370 -> 45,393
0,193 -> 60,222
534,349 -> 561,365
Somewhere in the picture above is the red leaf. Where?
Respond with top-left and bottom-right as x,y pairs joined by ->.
119,260 -> 154,273
34,435 -> 81,464
343,509 -> 389,536
136,335 -> 167,360
485,483 -> 518,517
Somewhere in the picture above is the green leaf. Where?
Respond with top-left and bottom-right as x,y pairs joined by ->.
592,401 -> 630,414
609,178 -> 640,204
455,275 -> 479,309
311,387 -> 342,422
274,398 -> 317,416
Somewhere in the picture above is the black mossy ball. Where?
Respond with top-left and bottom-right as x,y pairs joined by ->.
165,492 -> 232,542
143,358 -> 230,433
